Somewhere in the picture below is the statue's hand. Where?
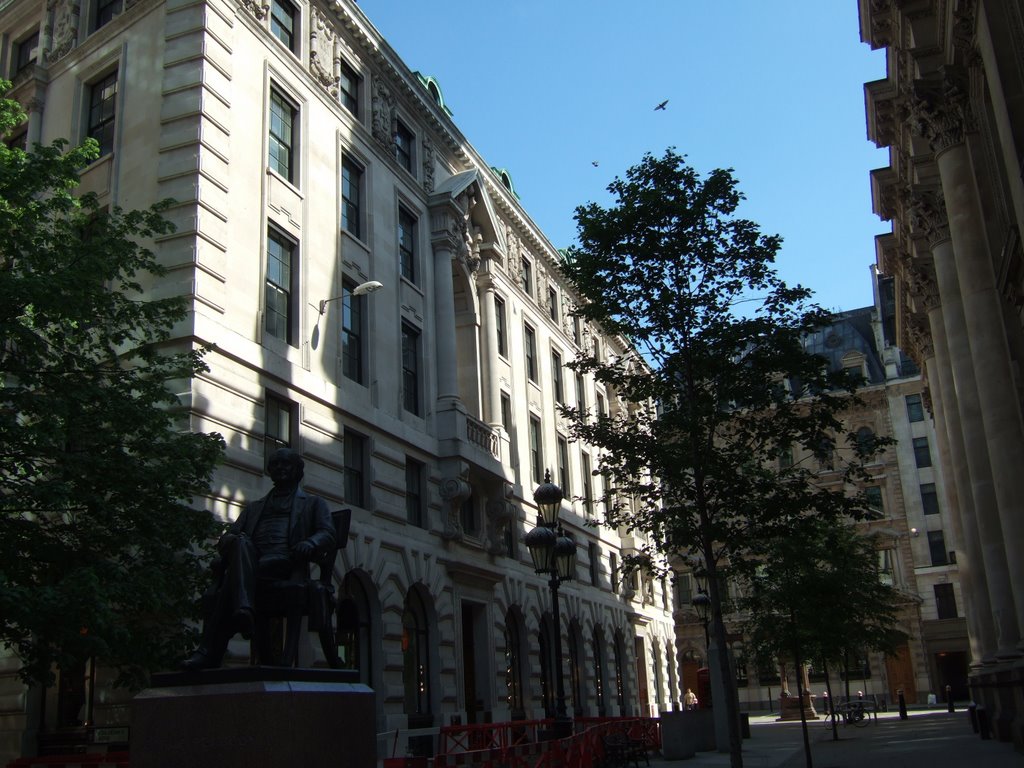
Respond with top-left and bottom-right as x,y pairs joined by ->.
293,539 -> 316,560
218,532 -> 239,552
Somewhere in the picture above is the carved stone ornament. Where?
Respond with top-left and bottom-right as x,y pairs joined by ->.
421,137 -> 435,193
371,76 -> 396,153
952,0 -> 981,67
47,0 -> 80,64
239,0 -> 269,19
309,6 -> 338,96
907,187 -> 949,245
907,68 -> 976,154
484,500 -> 514,555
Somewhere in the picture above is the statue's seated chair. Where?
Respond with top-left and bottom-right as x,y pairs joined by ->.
254,508 -> 351,667
205,509 -> 351,668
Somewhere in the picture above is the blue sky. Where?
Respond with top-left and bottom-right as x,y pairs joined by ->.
356,2 -> 889,313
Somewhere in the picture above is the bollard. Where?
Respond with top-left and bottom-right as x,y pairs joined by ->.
897,688 -> 908,720
946,684 -> 954,713
968,702 -> 979,733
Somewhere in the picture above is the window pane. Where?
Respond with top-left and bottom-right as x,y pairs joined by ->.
88,70 -> 118,157
905,393 -> 924,423
927,530 -> 948,566
402,324 -> 420,414
344,432 -> 365,507
339,60 -> 359,115
920,483 -> 940,515
269,90 -> 295,181
342,280 -> 363,382
342,156 -> 362,237
913,437 -> 932,468
270,0 -> 296,51
399,208 -> 416,283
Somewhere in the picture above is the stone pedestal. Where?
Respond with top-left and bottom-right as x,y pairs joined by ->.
130,667 -> 375,768
659,710 -> 715,757
776,691 -> 818,722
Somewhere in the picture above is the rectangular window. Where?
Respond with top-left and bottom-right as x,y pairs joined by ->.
269,88 -> 297,183
913,436 -> 932,468
402,322 -> 421,415
87,69 -> 118,157
920,483 -> 940,515
573,316 -> 582,347
341,278 -> 364,383
934,583 -> 957,620
341,155 -> 362,238
575,373 -> 586,411
557,435 -> 570,497
12,30 -> 38,76
778,445 -> 793,470
398,206 -> 417,283
596,392 -> 606,418
588,542 -> 599,586
521,257 -> 532,297
501,392 -> 516,460
582,452 -> 593,517
551,350 -> 564,404
344,431 -> 367,507
270,0 -> 297,52
878,548 -> 894,585
905,393 -> 924,423
529,415 -> 542,486
264,393 -> 294,461
548,287 -> 559,323
495,296 -> 507,357
460,494 -> 477,536
524,323 -> 538,383
339,59 -> 360,116
265,228 -> 295,345
610,553 -> 619,593
394,119 -> 413,172
406,458 -> 424,527
928,530 -> 949,566
865,486 -> 884,517
95,0 -> 122,29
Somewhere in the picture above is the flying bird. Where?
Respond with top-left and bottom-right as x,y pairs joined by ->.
592,161 -> 599,167
654,100 -> 669,111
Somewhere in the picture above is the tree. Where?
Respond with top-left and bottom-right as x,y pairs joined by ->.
0,85 -> 225,688
738,516 -> 905,765
559,149 -> 884,767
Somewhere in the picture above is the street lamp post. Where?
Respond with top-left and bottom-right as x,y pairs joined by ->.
691,588 -> 711,654
525,470 -> 576,740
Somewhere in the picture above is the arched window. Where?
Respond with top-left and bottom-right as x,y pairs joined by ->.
592,626 -> 607,716
402,589 -> 432,720
568,619 -> 585,716
613,631 -> 627,711
337,574 -> 372,685
504,609 -> 526,718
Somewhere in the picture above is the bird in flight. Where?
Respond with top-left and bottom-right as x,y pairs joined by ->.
654,99 -> 669,111
592,161 -> 599,167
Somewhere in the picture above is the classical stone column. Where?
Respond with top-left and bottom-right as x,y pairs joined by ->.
478,272 -> 502,429
931,235 -> 1019,657
429,199 -> 463,409
918,72 -> 1024,651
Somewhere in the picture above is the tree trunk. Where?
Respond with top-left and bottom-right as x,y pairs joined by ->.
792,610 -> 813,768
822,657 -> 838,741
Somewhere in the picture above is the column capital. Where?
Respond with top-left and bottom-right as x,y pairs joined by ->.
905,67 -> 976,154
906,185 -> 950,246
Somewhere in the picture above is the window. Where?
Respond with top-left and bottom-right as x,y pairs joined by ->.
905,393 -> 924,423
394,119 -> 414,172
928,530 -> 949,566
596,392 -> 606,418
913,437 -> 932,468
94,0 -> 122,29
12,30 -> 38,76
865,486 -> 884,517
501,392 -> 515,458
557,435 -> 570,496
778,444 -> 793,470
524,324 -> 538,383
878,548 -> 894,585
264,393 -> 294,460
265,228 -> 296,345
548,287 -> 559,323
920,483 -> 940,515
270,0 -> 297,52
339,59 -> 360,116
551,350 -> 564,404
398,207 -> 417,283
529,416 -> 542,486
268,88 -> 297,183
581,452 -> 593,517
588,542 -> 599,586
610,553 -> 619,593
342,279 -> 365,383
575,372 -> 586,410
460,494 -> 477,536
341,155 -> 363,238
87,69 -> 118,157
573,316 -> 582,347
521,257 -> 533,296
402,323 -> 421,415
402,590 -> 432,719
405,458 -> 424,527
344,431 -> 367,507
934,583 -> 957,620
495,296 -> 507,357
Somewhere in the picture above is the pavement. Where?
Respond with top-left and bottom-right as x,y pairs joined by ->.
647,709 -> 1024,767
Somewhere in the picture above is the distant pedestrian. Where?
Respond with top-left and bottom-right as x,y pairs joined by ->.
684,688 -> 698,710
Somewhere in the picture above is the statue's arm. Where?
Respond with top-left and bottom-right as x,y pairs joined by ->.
304,497 -> 337,556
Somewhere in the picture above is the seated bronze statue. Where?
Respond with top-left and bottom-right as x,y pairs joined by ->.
183,448 -> 338,670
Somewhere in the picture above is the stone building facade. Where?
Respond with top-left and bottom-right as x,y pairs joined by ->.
0,0 -> 677,761
672,278 -> 969,711
859,0 -> 1024,744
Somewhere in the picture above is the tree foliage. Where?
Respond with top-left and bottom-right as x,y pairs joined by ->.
560,149 -> 887,767
0,84 -> 224,687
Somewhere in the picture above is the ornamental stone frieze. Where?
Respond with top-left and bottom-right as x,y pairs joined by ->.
865,0 -> 897,48
439,475 -> 471,541
371,76 -> 397,154
951,0 -> 980,66
309,6 -> 339,97
905,314 -> 934,362
421,137 -> 435,193
239,0 -> 269,20
907,263 -> 941,313
46,0 -> 79,64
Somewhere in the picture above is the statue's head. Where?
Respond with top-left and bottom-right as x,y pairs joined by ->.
267,448 -> 304,487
